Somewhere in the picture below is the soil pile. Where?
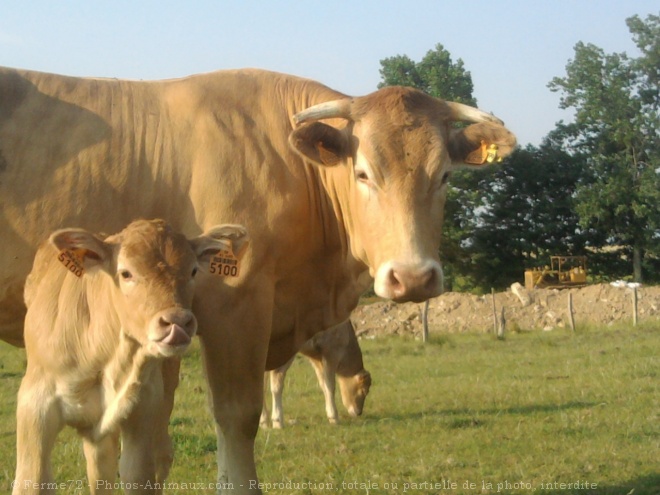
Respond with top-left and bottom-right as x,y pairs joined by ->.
352,283 -> 659,337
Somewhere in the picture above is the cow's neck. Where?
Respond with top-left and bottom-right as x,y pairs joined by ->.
316,161 -> 372,306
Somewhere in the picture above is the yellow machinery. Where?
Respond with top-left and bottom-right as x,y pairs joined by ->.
524,256 -> 588,290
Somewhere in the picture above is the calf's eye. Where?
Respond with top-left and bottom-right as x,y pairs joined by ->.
191,267 -> 198,278
119,270 -> 133,281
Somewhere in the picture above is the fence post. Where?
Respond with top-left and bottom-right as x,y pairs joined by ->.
491,288 -> 498,335
632,287 -> 638,327
567,292 -> 576,332
497,307 -> 506,340
422,300 -> 430,343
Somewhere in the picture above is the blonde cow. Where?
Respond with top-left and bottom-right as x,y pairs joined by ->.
13,219 -> 248,495
0,67 -> 515,493
261,320 -> 371,428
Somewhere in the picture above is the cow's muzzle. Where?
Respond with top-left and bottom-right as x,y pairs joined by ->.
374,260 -> 443,303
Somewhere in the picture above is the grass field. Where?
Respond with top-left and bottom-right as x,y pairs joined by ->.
0,322 -> 658,494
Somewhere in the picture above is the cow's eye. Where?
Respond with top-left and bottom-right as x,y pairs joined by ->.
355,170 -> 369,182
119,270 -> 133,281
440,171 -> 451,185
191,267 -> 198,278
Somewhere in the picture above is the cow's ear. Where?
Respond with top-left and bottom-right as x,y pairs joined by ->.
447,122 -> 517,168
49,229 -> 111,271
289,122 -> 350,167
191,224 -> 250,261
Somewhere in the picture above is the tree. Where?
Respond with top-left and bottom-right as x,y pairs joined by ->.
454,128 -> 590,290
548,14 -> 660,282
379,43 -> 476,104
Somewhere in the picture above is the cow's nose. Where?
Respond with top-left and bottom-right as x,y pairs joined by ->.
158,309 -> 197,336
376,261 -> 443,302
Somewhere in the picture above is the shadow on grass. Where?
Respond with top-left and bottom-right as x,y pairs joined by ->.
367,400 -> 598,424
447,400 -> 600,417
0,371 -> 23,379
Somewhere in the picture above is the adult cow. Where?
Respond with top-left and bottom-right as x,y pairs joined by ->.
0,66 -> 516,493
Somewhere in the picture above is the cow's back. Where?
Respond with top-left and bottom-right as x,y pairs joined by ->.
0,66 -> 355,348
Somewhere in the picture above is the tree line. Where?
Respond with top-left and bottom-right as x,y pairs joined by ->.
378,13 -> 660,293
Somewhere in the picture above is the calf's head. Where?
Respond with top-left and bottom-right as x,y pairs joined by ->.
338,369 -> 371,417
290,87 -> 516,302
49,219 -> 249,357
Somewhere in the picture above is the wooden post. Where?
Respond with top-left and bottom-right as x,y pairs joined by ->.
632,287 -> 638,327
491,288 -> 498,335
567,292 -> 576,332
497,307 -> 506,340
422,300 -> 430,343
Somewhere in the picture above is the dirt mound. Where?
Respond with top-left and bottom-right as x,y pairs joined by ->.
352,283 -> 659,338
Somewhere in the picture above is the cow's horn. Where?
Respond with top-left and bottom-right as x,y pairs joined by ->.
293,99 -> 353,125
446,101 -> 504,126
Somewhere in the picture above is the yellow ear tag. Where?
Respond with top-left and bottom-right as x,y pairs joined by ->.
209,247 -> 240,277
57,248 -> 86,277
486,144 -> 502,163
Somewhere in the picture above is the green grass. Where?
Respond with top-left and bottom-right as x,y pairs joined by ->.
0,323 -> 658,494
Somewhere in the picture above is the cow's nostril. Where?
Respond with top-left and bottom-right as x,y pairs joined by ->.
388,268 -> 404,292
423,268 -> 436,290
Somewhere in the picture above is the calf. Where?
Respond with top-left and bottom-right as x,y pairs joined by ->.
13,219 -> 248,494
261,320 -> 371,428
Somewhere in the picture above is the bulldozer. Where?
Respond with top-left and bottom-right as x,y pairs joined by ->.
524,255 -> 588,290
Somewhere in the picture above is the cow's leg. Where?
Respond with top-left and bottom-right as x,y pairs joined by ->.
309,358 -> 339,424
269,357 -> 294,429
82,431 -> 120,494
195,285 -> 273,495
13,378 -> 62,495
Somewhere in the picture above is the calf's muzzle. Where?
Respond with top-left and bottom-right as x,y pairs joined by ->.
149,308 -> 198,357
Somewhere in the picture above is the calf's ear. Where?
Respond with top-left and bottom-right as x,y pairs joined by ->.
447,122 -> 517,168
289,122 -> 350,167
191,224 -> 250,260
49,229 -> 112,270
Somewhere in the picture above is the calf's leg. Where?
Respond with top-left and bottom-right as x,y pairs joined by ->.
153,357 -> 181,482
309,358 -> 339,424
269,357 -> 294,429
13,377 -> 62,495
83,431 -> 120,495
118,375 -> 163,494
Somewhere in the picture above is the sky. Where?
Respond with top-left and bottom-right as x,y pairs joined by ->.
1,1 -> 657,147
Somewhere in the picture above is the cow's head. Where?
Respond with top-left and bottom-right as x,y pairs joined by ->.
49,220 -> 249,357
289,87 -> 516,302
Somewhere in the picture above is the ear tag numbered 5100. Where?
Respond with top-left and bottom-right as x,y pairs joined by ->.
57,248 -> 86,277
209,248 -> 240,277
